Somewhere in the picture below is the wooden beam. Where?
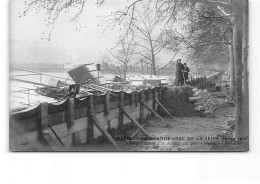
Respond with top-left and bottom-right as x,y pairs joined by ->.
67,98 -> 75,128
104,92 -> 110,115
233,1 -> 243,140
122,108 -> 149,138
87,95 -> 94,143
38,103 -> 48,133
158,86 -> 162,100
152,88 -> 156,111
38,103 -> 66,151
140,90 -> 144,124
155,99 -> 174,119
104,92 -> 111,131
142,102 -> 169,124
118,91 -> 124,131
242,0 -> 249,140
91,114 -> 121,151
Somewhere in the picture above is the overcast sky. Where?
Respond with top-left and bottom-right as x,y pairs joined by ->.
10,0 -> 185,65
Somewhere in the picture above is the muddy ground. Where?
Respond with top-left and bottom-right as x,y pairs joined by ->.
116,95 -> 239,151
115,85 -> 248,152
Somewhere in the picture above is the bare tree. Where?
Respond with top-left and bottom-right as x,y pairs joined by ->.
102,34 -> 136,80
107,1 -> 183,75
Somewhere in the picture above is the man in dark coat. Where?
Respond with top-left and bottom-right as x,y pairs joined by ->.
183,63 -> 190,83
175,59 -> 184,86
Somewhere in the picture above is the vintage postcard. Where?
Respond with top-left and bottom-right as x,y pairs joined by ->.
9,0 -> 249,152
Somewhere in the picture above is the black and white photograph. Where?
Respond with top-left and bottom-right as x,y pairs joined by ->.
9,0 -> 249,152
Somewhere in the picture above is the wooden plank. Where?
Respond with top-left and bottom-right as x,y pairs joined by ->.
91,114 -> 121,151
87,95 -> 94,143
67,98 -> 75,128
242,0 -> 249,140
158,86 -> 162,100
142,102 -> 169,124
233,2 -> 243,139
118,91 -> 124,131
152,88 -> 156,111
38,103 -> 48,132
122,108 -> 149,138
104,92 -> 111,131
140,90 -> 144,124
130,91 -> 134,105
155,99 -> 174,119
104,92 -> 110,115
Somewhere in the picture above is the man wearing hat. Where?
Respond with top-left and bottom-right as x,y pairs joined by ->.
183,63 -> 190,83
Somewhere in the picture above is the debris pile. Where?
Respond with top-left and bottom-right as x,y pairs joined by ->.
189,88 -> 218,114
157,86 -> 206,117
35,87 -> 68,99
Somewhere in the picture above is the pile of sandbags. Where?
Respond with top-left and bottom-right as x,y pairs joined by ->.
189,88 -> 218,114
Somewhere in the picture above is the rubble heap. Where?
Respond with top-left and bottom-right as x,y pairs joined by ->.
189,88 -> 218,114
157,86 -> 206,117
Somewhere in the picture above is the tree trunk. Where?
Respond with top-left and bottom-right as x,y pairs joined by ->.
151,52 -> 156,75
233,0 -> 244,140
229,35 -> 235,99
242,0 -> 249,140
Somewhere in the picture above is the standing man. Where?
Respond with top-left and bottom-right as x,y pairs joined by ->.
183,63 -> 190,83
175,59 -> 184,86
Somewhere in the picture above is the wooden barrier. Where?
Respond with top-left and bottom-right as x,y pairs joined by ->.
10,87 -> 161,151
87,95 -> 94,143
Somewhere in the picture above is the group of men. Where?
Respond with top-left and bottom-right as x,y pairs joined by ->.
175,59 -> 190,86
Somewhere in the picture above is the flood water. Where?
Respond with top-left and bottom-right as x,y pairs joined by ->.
10,71 -> 175,111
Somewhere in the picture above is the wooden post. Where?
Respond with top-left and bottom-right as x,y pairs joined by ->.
135,91 -> 138,107
233,0 -> 244,140
118,91 -> 124,131
104,92 -> 111,131
67,98 -> 75,128
104,93 -> 110,115
140,90 -> 144,124
38,103 -> 48,134
229,39 -> 235,99
242,0 -> 249,140
38,103 -> 66,150
145,89 -> 149,102
130,91 -> 134,105
87,95 -> 94,143
152,88 -> 156,111
158,85 -> 162,100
